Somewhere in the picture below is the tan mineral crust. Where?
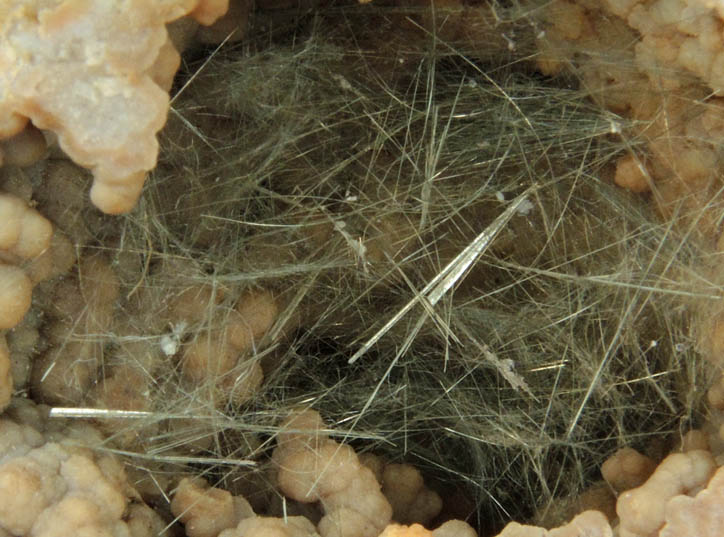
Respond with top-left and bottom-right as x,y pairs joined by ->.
0,0 -> 228,214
